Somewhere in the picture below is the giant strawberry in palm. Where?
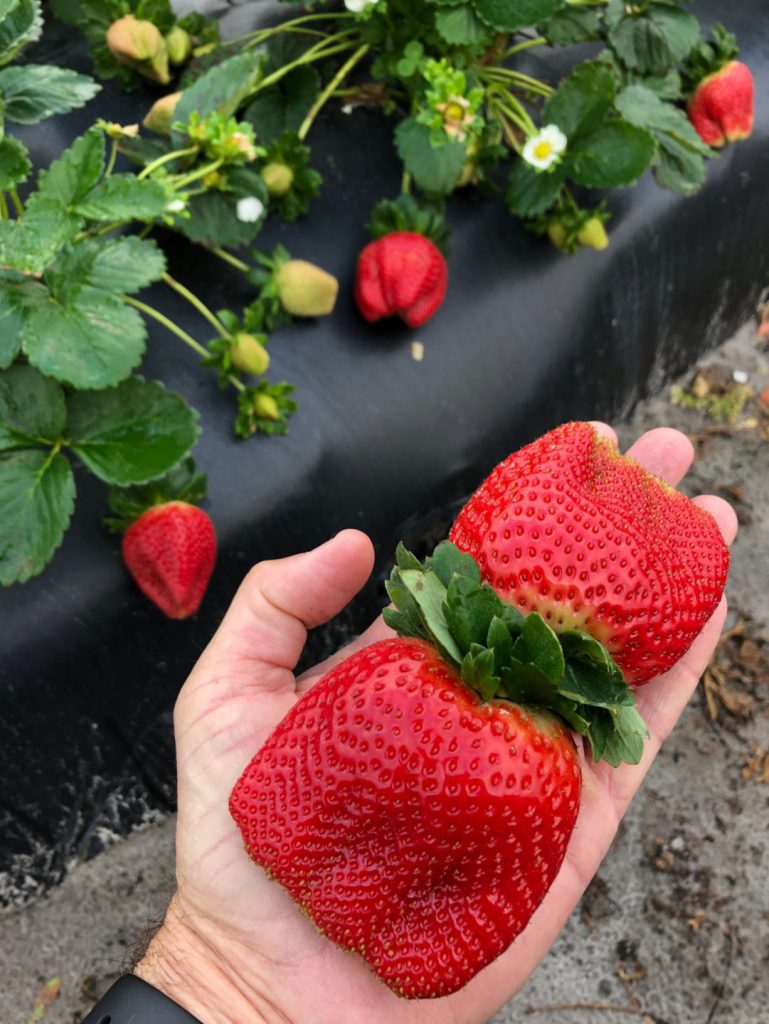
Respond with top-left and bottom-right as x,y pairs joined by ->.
449,421 -> 729,685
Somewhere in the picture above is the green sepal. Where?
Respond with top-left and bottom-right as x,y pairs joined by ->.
245,244 -> 294,331
105,455 -> 207,533
385,538 -> 649,767
367,194 -> 451,254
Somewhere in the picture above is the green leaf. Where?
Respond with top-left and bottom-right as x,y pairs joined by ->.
0,270 -> 28,368
472,0 -> 564,32
0,192 -> 81,272
653,133 -> 706,196
565,120 -> 655,187
398,567 -> 464,665
540,7 -> 600,45
0,448 -> 75,584
394,118 -> 466,196
560,659 -> 634,708
75,175 -> 168,221
506,160 -> 565,217
49,236 -> 167,295
174,51 -> 266,134
588,704 -> 648,767
0,363 -> 66,448
0,0 -> 42,67
423,540 -> 480,586
0,134 -> 29,188
608,3 -> 699,75
500,661 -> 559,705
22,287 -> 145,389
0,65 -> 99,123
615,84 -> 711,155
37,127 -> 104,207
243,65 -> 318,143
435,4 -> 492,45
560,629 -> 619,673
394,542 -> 424,571
487,614 -> 514,673
67,376 -> 200,486
176,166 -> 268,247
545,62 -> 616,140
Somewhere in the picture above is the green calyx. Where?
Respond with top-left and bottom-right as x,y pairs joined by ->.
105,456 -> 207,533
367,194 -> 451,254
384,541 -> 648,768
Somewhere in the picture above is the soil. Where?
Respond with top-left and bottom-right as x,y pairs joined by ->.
2,321 -> 768,1024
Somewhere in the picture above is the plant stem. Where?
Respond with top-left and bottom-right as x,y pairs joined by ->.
211,246 -> 250,273
105,137 -> 118,177
121,295 -> 246,393
503,35 -> 546,58
9,189 -> 23,216
0,193 -> 8,219
237,11 -> 355,50
482,68 -> 552,97
139,145 -> 199,179
401,169 -> 411,194
298,44 -> 371,140
172,158 -> 224,190
162,272 -> 230,337
251,34 -> 359,96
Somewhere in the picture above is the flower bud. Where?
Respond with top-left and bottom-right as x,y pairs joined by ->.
254,393 -> 280,421
577,218 -> 609,251
262,162 -> 295,198
166,25 -> 192,66
106,15 -> 171,85
143,91 -> 182,135
230,333 -> 270,376
275,260 -> 339,317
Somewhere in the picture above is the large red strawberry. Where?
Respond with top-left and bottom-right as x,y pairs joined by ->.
355,231 -> 447,328
232,540 -> 647,997
107,458 -> 216,619
449,421 -> 729,685
688,61 -> 754,147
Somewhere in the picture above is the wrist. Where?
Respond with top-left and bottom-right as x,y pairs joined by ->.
134,897 -> 275,1024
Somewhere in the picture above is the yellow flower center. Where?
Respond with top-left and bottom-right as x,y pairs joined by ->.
445,101 -> 465,122
534,140 -> 554,160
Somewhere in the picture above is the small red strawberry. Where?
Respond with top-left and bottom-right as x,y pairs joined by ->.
355,232 -> 448,328
355,195 -> 451,328
688,61 -> 754,147
107,459 -> 216,619
449,422 -> 729,685
232,539 -> 648,997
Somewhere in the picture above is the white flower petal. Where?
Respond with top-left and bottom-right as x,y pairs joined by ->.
166,198 -> 186,213
236,196 -> 265,223
344,0 -> 376,10
540,124 -> 568,153
522,124 -> 568,171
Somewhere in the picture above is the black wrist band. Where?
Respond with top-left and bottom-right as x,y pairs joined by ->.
81,975 -> 204,1023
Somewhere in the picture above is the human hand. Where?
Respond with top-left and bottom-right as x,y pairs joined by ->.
136,424 -> 737,1024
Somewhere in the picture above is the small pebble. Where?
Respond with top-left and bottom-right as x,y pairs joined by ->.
733,369 -> 749,384
411,341 -> 424,362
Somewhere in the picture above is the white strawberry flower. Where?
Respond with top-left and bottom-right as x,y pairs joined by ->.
522,124 -> 568,172
236,196 -> 265,223
344,0 -> 378,11
166,198 -> 186,213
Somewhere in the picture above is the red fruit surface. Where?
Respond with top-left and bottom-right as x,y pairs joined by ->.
230,637 -> 580,999
355,232 -> 448,327
122,500 -> 216,619
449,422 -> 729,685
687,60 -> 754,147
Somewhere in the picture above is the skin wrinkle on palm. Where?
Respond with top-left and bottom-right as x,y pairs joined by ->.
137,423 -> 737,1024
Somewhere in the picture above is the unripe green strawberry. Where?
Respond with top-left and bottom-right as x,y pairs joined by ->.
165,25 -> 192,66
106,15 -> 170,85
143,91 -> 182,135
577,217 -> 609,251
275,259 -> 338,317
253,392 -> 279,421
547,223 -> 568,251
262,161 -> 295,197
230,332 -> 269,376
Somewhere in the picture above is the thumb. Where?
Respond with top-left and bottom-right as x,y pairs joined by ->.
189,529 -> 376,695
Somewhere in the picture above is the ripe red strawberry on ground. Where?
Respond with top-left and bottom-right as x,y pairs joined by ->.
449,421 -> 729,685
107,458 -> 216,619
355,231 -> 448,328
122,501 -> 216,619
688,60 -> 754,147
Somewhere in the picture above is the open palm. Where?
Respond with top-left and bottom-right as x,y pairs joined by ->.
137,424 -> 737,1024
